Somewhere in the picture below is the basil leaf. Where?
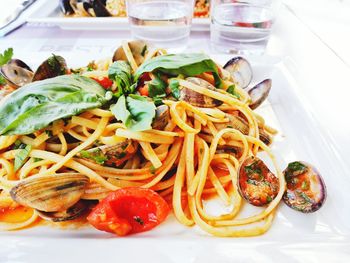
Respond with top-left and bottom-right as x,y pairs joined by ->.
111,94 -> 156,131
134,53 -> 223,88
227,84 -> 240,99
169,79 -> 180,100
108,61 -> 133,98
111,95 -> 132,127
0,75 -> 108,135
14,144 -> 32,171
148,76 -> 167,98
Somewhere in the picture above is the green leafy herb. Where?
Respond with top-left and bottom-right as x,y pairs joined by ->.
287,162 -> 307,174
134,53 -> 223,88
13,140 -> 24,149
0,48 -> 13,65
33,157 -> 43,162
301,180 -> 309,190
45,130 -> 53,137
247,179 -> 257,185
150,165 -> 156,174
14,144 -> 32,171
111,94 -> 156,132
226,84 -> 240,99
80,149 -> 107,165
0,48 -> 14,85
296,191 -> 313,204
134,216 -> 144,225
244,162 -> 262,176
152,96 -> 164,106
108,61 -> 133,98
87,61 -> 95,71
147,75 -> 167,98
0,75 -> 108,135
169,79 -> 180,100
266,195 -> 273,203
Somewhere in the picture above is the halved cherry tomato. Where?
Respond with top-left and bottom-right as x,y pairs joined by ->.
87,187 -> 170,236
91,77 -> 113,89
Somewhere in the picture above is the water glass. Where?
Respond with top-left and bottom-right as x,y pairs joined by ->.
210,0 -> 279,54
126,0 -> 195,51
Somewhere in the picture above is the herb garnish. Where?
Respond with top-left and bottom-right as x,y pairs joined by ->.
0,48 -> 14,85
14,144 -> 32,171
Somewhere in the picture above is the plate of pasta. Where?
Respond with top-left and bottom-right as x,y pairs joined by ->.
0,41 -> 349,262
26,0 -> 210,31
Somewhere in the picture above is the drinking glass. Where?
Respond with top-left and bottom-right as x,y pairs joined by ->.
210,0 -> 279,54
126,0 -> 195,51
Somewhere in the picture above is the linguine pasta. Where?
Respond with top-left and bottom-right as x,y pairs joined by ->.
0,43 -> 286,237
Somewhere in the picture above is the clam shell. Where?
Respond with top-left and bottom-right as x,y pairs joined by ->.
179,77 -> 223,108
10,173 -> 89,212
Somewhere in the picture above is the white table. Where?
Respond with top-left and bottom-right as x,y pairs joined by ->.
1,2 -> 350,262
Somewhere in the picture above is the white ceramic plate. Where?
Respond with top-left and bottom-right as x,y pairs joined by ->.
0,54 -> 349,263
26,0 -> 210,31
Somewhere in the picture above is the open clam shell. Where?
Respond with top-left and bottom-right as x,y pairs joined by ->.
10,173 -> 89,212
248,79 -> 272,110
179,77 -> 223,108
223,57 -> 253,89
152,105 -> 170,130
238,156 -> 279,206
0,59 -> 34,88
283,161 -> 326,213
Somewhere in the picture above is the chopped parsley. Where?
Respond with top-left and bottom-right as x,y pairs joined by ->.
266,195 -> 273,203
0,47 -> 14,85
244,161 -> 262,176
226,84 -> 240,99
150,165 -> 156,174
134,216 -> 144,225
80,149 -> 108,165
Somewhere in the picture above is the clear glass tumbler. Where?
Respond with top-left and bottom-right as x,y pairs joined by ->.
126,0 -> 195,51
210,0 -> 279,54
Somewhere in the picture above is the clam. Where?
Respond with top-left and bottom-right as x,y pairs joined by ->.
283,161 -> 326,213
32,55 -> 68,82
90,0 -> 111,16
10,173 -> 89,212
60,0 -> 75,15
238,156 -> 279,206
215,114 -> 272,146
215,144 -> 242,158
179,77 -> 223,108
113,40 -> 149,66
248,79 -> 272,110
79,139 -> 138,167
36,200 -> 88,222
60,0 -> 111,17
152,105 -> 170,130
223,57 -> 253,89
0,59 -> 34,88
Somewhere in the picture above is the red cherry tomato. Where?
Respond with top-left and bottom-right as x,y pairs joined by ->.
87,187 -> 170,236
91,77 -> 113,89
